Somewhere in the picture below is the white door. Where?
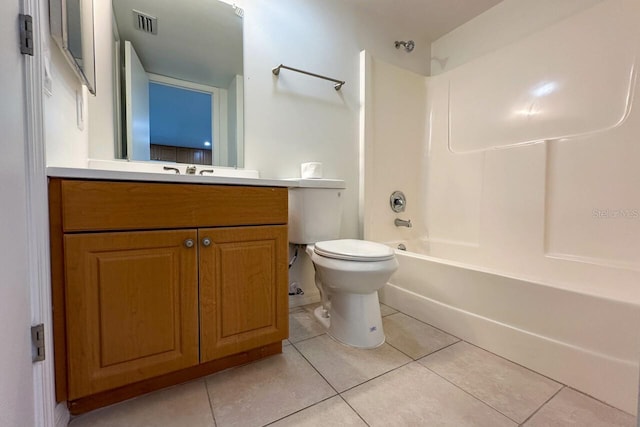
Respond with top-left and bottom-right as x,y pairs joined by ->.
125,41 -> 150,161
0,2 -> 36,426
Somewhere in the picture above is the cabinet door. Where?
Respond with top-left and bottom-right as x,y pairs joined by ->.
150,144 -> 177,162
176,147 -> 192,164
158,145 -> 177,162
64,230 -> 199,399
199,225 -> 288,362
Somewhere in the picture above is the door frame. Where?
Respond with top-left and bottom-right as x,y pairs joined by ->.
147,73 -> 228,166
22,0 -> 63,426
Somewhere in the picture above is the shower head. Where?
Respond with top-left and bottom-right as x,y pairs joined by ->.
395,40 -> 415,52
233,4 -> 244,18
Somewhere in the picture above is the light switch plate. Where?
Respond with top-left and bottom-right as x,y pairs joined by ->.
43,53 -> 52,97
76,90 -> 84,131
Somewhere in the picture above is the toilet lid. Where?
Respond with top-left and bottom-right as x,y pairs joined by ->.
314,239 -> 395,261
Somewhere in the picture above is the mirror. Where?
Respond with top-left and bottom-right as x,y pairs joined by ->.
50,0 -> 97,94
112,0 -> 244,167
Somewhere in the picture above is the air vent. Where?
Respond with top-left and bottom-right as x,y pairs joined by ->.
133,10 -> 157,35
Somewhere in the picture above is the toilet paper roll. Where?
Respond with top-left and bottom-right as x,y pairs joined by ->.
301,162 -> 323,179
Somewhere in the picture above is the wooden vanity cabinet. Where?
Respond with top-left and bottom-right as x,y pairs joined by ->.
64,230 -> 200,400
49,179 -> 289,413
199,226 -> 288,362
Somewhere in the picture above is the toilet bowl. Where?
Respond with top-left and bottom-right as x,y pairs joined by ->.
307,239 -> 398,348
288,183 -> 398,349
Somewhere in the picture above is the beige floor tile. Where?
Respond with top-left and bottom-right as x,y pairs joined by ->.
288,305 -> 326,343
289,302 -> 318,313
283,339 -> 291,346
294,334 -> 411,392
342,362 -> 516,427
420,341 -> 562,423
269,396 -> 367,427
523,388 -> 636,427
205,346 -> 335,427
68,379 -> 214,427
383,312 -> 459,359
379,303 -> 398,317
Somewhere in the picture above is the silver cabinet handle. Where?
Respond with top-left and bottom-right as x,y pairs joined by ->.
202,237 -> 212,247
184,239 -> 195,248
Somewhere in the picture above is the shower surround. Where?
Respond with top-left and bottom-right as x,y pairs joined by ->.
361,0 -> 640,415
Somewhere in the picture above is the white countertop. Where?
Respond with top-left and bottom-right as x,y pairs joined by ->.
46,167 -> 346,189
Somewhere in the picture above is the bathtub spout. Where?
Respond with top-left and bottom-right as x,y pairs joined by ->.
394,218 -> 412,228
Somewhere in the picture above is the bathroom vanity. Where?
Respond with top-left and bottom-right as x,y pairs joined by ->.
48,170 -> 289,413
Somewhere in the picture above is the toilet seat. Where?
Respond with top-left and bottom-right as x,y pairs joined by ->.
314,239 -> 395,262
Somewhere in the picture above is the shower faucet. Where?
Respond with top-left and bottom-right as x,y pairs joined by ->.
394,218 -> 412,228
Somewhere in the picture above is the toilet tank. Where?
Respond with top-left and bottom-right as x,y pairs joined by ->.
288,181 -> 345,244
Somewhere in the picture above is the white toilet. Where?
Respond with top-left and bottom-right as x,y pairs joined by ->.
289,183 -> 398,349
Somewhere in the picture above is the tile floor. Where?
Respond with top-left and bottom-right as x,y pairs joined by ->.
69,303 -> 636,427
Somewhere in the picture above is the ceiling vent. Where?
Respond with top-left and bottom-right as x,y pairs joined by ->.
133,10 -> 157,35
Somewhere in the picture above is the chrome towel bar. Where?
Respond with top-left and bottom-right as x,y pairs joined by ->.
272,64 -> 345,91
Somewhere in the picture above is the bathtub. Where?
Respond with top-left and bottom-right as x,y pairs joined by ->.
379,241 -> 640,415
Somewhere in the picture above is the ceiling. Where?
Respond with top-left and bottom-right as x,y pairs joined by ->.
351,0 -> 503,42
112,0 -> 243,89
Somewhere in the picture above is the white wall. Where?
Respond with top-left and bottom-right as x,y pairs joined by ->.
42,0 -> 114,165
241,0 -> 429,239
41,0 -> 90,167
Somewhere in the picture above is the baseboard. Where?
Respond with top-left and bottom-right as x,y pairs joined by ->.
380,283 -> 638,415
289,290 -> 320,308
54,402 -> 70,427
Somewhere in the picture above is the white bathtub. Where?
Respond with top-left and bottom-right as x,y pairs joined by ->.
379,241 -> 640,415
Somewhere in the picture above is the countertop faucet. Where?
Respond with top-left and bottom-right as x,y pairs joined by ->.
394,218 -> 412,228
163,166 -> 180,174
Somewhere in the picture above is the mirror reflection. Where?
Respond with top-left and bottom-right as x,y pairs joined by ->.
112,0 -> 244,167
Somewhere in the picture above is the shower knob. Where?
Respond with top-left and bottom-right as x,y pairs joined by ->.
390,191 -> 406,213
